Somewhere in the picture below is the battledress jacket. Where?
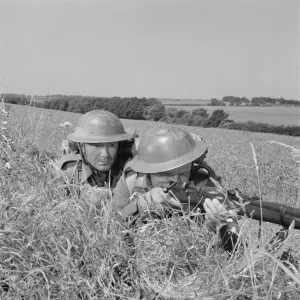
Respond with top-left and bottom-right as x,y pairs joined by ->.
58,153 -> 122,188
54,152 -> 132,203
112,160 -> 217,213
112,161 -> 240,252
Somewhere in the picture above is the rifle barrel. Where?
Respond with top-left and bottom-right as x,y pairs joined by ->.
249,200 -> 300,219
238,204 -> 300,230
171,185 -> 300,230
120,181 -> 300,234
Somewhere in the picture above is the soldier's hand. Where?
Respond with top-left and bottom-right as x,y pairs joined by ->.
203,198 -> 238,229
82,185 -> 112,208
137,187 -> 181,212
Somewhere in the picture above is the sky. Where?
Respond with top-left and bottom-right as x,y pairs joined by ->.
0,0 -> 299,100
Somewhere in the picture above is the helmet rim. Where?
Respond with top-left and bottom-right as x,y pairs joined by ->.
131,139 -> 207,173
67,132 -> 133,143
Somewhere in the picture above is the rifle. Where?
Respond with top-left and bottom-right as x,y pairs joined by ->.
118,181 -> 300,253
161,181 -> 300,230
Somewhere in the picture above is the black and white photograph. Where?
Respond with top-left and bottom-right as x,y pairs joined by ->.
1,0 -> 300,299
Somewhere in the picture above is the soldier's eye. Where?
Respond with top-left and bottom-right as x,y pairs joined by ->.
180,172 -> 189,177
94,143 -> 104,147
155,172 -> 169,177
88,143 -> 101,148
162,173 -> 173,177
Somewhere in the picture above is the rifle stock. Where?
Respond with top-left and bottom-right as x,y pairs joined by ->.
165,181 -> 300,230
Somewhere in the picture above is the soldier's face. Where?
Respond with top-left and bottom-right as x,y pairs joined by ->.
149,163 -> 192,188
84,142 -> 119,171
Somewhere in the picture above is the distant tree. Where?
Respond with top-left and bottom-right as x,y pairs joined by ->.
218,119 -> 234,128
191,115 -> 206,126
176,109 -> 189,118
222,96 -> 250,106
143,103 -> 166,121
210,98 -> 226,106
211,98 -> 220,106
181,113 -> 194,126
165,107 -> 178,118
67,99 -> 85,113
4,94 -> 30,105
205,109 -> 229,127
192,108 -> 209,118
251,97 -> 261,106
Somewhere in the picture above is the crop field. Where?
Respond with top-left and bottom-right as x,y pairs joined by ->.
1,103 -> 300,299
160,99 -> 210,106
164,105 -> 300,126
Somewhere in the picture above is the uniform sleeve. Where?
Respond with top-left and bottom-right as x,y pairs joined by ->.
49,160 -> 77,184
47,157 -> 80,199
112,170 -> 131,211
50,154 -> 80,183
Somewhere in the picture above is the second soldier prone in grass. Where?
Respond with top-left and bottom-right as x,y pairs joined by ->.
112,125 -> 239,248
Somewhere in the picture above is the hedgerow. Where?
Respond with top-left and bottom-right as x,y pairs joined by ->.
4,93 -> 300,136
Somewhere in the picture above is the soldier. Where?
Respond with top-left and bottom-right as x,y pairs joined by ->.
54,110 -> 135,201
112,125 -> 239,249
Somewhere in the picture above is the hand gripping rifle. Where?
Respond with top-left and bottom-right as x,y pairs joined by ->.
118,181 -> 300,253
162,181 -> 300,253
162,181 -> 300,230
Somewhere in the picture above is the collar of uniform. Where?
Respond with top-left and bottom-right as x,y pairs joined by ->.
80,162 -> 94,184
80,161 -> 114,184
122,160 -> 151,188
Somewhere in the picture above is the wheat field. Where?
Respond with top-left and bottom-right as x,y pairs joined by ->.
1,103 -> 300,299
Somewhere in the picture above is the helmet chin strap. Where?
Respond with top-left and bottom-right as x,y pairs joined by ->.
146,173 -> 153,189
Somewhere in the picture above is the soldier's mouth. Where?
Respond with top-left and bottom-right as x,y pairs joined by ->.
97,161 -> 112,165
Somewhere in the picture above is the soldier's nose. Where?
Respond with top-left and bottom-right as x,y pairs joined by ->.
100,146 -> 110,156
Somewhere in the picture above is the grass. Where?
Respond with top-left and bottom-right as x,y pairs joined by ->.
1,104 -> 300,299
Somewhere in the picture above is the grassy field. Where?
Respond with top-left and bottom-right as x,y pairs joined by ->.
1,103 -> 300,299
164,105 -> 300,126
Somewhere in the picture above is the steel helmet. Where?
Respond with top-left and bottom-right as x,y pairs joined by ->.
131,125 -> 207,173
67,110 -> 132,143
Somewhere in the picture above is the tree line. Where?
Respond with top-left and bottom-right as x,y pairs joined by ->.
209,96 -> 300,106
4,93 -> 300,136
40,96 -> 160,120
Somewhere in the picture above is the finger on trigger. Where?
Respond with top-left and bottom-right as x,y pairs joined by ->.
204,198 -> 218,215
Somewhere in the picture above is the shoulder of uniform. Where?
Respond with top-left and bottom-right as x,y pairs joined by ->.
123,160 -> 134,174
58,153 -> 81,170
